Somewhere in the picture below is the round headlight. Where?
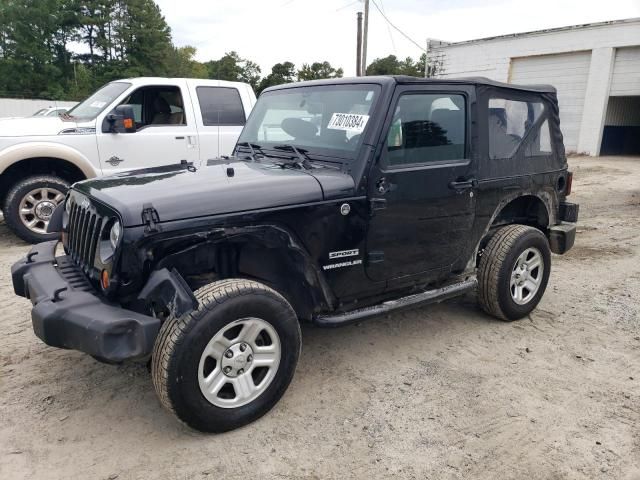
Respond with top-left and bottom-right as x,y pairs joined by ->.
109,221 -> 121,249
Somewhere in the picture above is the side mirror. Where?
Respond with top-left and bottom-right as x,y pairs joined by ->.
105,105 -> 136,133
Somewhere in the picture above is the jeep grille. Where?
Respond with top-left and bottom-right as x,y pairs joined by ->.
66,196 -> 105,273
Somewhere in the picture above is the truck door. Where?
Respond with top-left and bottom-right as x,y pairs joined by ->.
96,81 -> 200,173
365,86 -> 477,282
190,83 -> 248,159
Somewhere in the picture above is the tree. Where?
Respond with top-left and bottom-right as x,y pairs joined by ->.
204,51 -> 261,90
365,54 -> 427,77
297,61 -> 343,81
0,0 -> 80,98
119,0 -> 173,77
167,46 -> 207,78
0,1 -> 350,101
237,58 -> 261,91
257,61 -> 296,93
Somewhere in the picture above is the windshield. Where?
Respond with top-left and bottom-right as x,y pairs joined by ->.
66,82 -> 131,120
237,84 -> 381,158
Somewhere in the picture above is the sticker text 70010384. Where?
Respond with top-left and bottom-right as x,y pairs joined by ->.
327,113 -> 369,133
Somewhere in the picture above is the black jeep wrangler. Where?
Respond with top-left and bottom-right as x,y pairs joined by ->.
12,76 -> 578,432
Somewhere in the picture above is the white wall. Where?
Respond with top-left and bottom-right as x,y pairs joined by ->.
0,98 -> 78,118
431,18 -> 640,155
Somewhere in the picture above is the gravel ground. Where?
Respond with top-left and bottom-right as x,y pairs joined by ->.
0,155 -> 638,480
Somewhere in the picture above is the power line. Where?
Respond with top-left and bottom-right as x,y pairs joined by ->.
378,0 -> 397,54
369,0 -> 426,53
336,0 -> 360,12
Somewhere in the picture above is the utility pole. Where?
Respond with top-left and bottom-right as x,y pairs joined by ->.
356,11 -> 363,76
424,39 -> 429,78
362,0 -> 369,75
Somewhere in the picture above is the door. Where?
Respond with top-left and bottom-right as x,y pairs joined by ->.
510,51 -> 591,153
191,83 -> 247,159
365,87 -> 476,282
96,82 -> 200,174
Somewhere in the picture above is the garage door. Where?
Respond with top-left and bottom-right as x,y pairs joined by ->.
509,51 -> 592,153
610,47 -> 640,96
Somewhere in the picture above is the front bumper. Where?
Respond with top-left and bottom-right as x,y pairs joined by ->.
11,241 -> 160,362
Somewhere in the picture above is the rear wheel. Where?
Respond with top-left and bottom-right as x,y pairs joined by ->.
151,279 -> 301,432
477,224 -> 551,321
4,175 -> 69,243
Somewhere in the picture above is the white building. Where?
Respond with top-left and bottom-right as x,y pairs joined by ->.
428,18 -> 640,156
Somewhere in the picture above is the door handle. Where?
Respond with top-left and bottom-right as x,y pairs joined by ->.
449,178 -> 477,192
186,135 -> 197,149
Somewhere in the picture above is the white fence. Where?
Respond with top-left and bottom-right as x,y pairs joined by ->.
0,98 -> 78,118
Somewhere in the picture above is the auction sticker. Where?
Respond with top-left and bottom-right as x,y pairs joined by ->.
327,113 -> 369,133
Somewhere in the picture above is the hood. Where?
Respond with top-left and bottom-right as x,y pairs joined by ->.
0,116 -> 81,137
74,159 -> 356,226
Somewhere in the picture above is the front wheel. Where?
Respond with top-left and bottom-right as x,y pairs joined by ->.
3,175 -> 69,243
477,224 -> 551,321
151,279 -> 301,432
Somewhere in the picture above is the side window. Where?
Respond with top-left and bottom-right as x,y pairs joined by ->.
525,119 -> 553,156
196,87 -> 245,126
149,88 -> 185,126
125,89 -> 144,123
488,98 -> 546,159
383,93 -> 466,168
119,86 -> 186,127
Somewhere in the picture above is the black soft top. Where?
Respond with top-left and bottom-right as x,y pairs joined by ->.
265,75 -> 557,94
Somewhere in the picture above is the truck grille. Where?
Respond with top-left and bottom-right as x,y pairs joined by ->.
66,196 -> 105,273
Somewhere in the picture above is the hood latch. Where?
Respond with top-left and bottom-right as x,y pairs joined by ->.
141,203 -> 161,234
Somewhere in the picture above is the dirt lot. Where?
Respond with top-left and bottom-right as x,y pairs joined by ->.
0,155 -> 638,480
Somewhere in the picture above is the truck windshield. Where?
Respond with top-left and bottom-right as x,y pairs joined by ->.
238,84 -> 381,159
66,82 -> 131,120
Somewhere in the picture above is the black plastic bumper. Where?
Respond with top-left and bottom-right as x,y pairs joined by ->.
11,241 -> 161,362
548,222 -> 576,254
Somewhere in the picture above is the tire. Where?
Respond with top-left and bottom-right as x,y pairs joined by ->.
151,279 -> 301,432
477,224 -> 551,321
4,175 -> 69,243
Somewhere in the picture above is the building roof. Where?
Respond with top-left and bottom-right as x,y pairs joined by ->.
435,17 -> 640,47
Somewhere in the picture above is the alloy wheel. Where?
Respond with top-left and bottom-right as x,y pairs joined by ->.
197,317 -> 281,408
18,187 -> 65,235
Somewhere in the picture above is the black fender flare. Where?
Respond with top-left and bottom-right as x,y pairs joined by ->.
148,223 -> 337,319
467,191 -> 556,270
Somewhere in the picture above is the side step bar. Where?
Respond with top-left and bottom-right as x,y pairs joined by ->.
313,277 -> 477,327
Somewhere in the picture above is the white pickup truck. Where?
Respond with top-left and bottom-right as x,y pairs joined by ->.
0,77 -> 256,242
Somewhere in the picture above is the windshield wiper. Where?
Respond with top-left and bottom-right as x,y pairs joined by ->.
273,144 -> 312,170
235,142 -> 265,161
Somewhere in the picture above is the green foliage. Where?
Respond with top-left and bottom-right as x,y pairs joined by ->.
204,51 -> 261,90
257,62 -> 296,94
366,53 -> 427,77
0,0 -> 353,101
0,0 -> 174,99
297,61 -> 343,82
167,46 -> 208,79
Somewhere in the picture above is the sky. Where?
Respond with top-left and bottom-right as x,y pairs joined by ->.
154,0 -> 640,77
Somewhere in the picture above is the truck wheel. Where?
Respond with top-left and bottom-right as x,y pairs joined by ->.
151,279 -> 301,432
4,175 -> 69,243
477,224 -> 551,321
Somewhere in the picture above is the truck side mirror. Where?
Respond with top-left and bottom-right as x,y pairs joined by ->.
105,105 -> 137,133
